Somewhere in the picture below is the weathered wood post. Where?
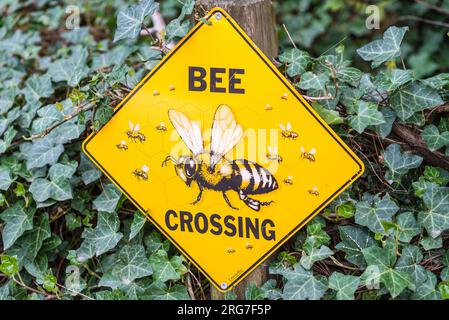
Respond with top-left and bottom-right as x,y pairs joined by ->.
192,0 -> 279,300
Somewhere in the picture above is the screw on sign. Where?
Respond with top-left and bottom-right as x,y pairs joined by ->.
82,8 -> 364,292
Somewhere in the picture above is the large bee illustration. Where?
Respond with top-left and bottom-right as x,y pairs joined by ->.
162,104 -> 278,211
127,121 -> 146,143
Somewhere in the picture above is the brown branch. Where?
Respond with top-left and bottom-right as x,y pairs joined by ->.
414,0 -> 449,16
395,15 -> 449,28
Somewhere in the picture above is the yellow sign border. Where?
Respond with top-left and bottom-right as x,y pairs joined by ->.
82,7 -> 364,292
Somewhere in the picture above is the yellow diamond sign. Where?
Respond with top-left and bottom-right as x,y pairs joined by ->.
83,8 -> 364,292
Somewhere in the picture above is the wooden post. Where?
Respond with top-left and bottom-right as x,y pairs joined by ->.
192,0 -> 279,300
193,0 -> 278,59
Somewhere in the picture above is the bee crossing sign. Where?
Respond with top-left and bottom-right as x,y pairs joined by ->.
83,8 -> 364,292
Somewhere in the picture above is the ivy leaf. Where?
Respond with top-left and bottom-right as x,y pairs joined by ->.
412,271 -> 442,300
374,69 -> 414,91
129,212 -> 146,240
113,0 -> 159,42
297,72 -> 329,91
396,245 -> 427,291
382,144 -> 423,182
0,201 -> 35,250
418,183 -> 449,238
394,212 -> 422,243
81,212 -> 123,256
0,166 -> 14,191
300,245 -> 333,270
329,272 -> 360,300
336,67 -> 363,87
21,138 -> 64,170
244,283 -> 267,300
166,19 -> 190,41
22,74 -> 54,103
48,47 -> 89,87
278,48 -> 311,77
93,183 -> 121,213
357,26 -> 408,68
390,82 -> 443,121
19,213 -> 51,260
355,194 -> 399,234
149,250 -> 186,283
141,282 -> 190,300
420,235 -> 442,250
100,244 -> 152,288
312,103 -> 344,125
336,225 -> 376,267
348,101 -> 385,133
422,125 -> 449,151
274,264 -> 327,300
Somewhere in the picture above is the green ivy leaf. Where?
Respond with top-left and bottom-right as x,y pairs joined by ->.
21,138 -> 64,170
81,211 -> 123,257
374,69 -> 414,91
418,183 -> 449,238
22,74 -> 54,103
93,183 -> 121,213
412,271 -> 442,300
0,201 -> 35,250
312,103 -> 344,125
382,144 -> 423,182
166,19 -> 190,41
141,282 -> 190,300
390,82 -> 443,121
48,47 -> 89,87
336,225 -> 376,267
0,166 -> 14,191
0,255 -> 19,276
129,212 -> 146,240
395,212 -> 421,243
278,48 -> 311,77
297,72 -> 329,91
348,101 -> 385,133
18,213 -> 51,260
355,194 -> 399,234
278,264 -> 328,300
149,250 -> 186,283
396,245 -> 427,291
357,26 -> 409,68
422,125 -> 449,151
300,245 -> 333,270
329,272 -> 360,300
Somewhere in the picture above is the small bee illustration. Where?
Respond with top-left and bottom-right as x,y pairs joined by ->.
245,242 -> 253,250
133,165 -> 149,181
266,146 -> 283,163
153,89 -> 160,96
162,105 -> 278,211
308,186 -> 319,196
265,104 -> 273,111
283,175 -> 293,185
169,84 -> 176,91
300,146 -> 316,162
227,247 -> 236,254
280,123 -> 299,140
127,121 -> 146,143
156,122 -> 167,132
116,140 -> 128,150
281,93 -> 288,100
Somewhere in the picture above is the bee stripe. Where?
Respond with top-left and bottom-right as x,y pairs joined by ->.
243,160 -> 255,192
250,163 -> 260,188
236,161 -> 251,190
260,168 -> 268,188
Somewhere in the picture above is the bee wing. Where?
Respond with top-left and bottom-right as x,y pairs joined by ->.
288,175 -> 293,180
121,140 -> 126,145
129,121 -> 134,131
141,165 -> 149,172
168,109 -> 204,155
300,146 -> 305,153
313,186 -> 318,191
210,104 -> 242,165
279,123 -> 285,131
286,122 -> 292,131
268,146 -> 273,154
309,148 -> 316,155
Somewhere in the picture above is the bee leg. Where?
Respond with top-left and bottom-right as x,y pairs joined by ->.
162,156 -> 177,167
222,192 -> 238,210
191,185 -> 203,205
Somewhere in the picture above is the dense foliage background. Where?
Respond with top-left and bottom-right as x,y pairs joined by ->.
1,0 -> 449,300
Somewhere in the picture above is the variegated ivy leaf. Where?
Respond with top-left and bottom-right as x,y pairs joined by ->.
22,74 -> 54,103
420,235 -> 442,250
422,73 -> 449,90
357,26 -> 409,68
411,270 -> 442,300
0,166 -> 14,191
113,0 -> 160,42
373,69 -> 414,92
382,144 -> 423,182
100,244 -> 152,288
166,18 -> 190,41
300,245 -> 333,269
140,282 -> 190,300
390,82 -> 443,121
336,66 -> 363,87
48,46 -> 89,87
418,183 -> 449,238
31,99 -> 73,134
374,107 -> 396,139
278,48 -> 311,77
15,213 -> 51,261
396,245 -> 427,291
395,212 -> 421,243
93,183 -> 122,213
0,88 -> 17,113
336,225 -> 376,267
422,125 -> 449,151
297,72 -> 329,91
329,272 -> 360,300
355,194 -> 399,234
348,101 -> 385,133
0,201 -> 35,250
275,264 -> 327,300
81,211 -> 123,257
129,212 -> 146,240
149,250 -> 187,283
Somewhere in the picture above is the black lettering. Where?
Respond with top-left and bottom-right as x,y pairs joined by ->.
194,212 -> 208,234
210,214 -> 222,235
210,67 -> 226,93
224,216 -> 236,237
229,68 -> 245,94
261,219 -> 276,241
237,216 -> 244,238
165,209 -> 178,231
245,218 -> 259,239
179,210 -> 194,232
189,66 -> 207,91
